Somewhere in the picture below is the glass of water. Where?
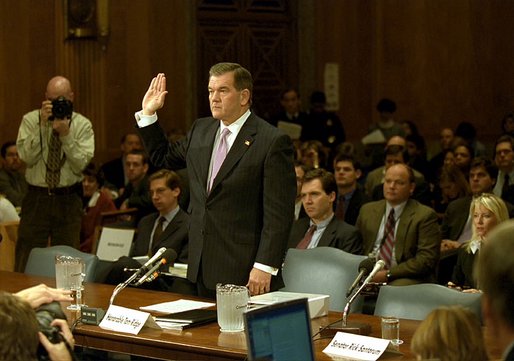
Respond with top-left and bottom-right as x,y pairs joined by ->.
55,255 -> 86,311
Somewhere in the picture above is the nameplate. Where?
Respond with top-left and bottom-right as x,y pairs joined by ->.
323,332 -> 391,360
99,305 -> 161,335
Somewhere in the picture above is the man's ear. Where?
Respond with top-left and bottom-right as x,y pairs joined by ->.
240,89 -> 251,106
355,169 -> 362,179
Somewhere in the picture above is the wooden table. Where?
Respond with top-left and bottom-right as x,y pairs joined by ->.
0,270 -> 502,360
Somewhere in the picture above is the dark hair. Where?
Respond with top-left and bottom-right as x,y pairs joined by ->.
302,168 -> 337,196
82,162 -> 105,187
209,62 -> 253,95
333,153 -> 362,172
494,134 -> 514,155
120,132 -> 141,145
501,112 -> 514,132
149,169 -> 182,192
438,165 -> 471,200
310,91 -> 326,105
470,157 -> 498,181
126,149 -> 149,165
455,121 -> 477,141
376,98 -> 396,113
280,88 -> 300,100
400,120 -> 419,136
406,133 -> 427,153
384,144 -> 409,163
1,141 -> 16,159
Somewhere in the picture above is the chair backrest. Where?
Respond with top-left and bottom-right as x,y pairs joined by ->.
281,247 -> 368,312
0,220 -> 19,271
24,245 -> 99,282
373,283 -> 482,321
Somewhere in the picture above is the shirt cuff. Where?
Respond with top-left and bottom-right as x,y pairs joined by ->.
134,110 -> 158,127
253,262 -> 279,276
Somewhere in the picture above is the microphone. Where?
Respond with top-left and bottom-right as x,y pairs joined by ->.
141,247 -> 167,271
134,248 -> 177,286
346,258 -> 375,298
362,260 -> 386,285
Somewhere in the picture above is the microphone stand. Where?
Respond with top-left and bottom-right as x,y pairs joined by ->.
109,268 -> 142,305
319,278 -> 372,337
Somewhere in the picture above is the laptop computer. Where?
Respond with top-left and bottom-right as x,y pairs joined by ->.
244,298 -> 315,361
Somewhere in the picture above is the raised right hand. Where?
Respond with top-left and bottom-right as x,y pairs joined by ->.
142,73 -> 168,115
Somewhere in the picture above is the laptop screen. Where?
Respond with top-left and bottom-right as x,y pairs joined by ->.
244,298 -> 315,361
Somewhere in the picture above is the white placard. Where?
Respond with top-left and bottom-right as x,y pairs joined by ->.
277,121 -> 302,140
99,305 -> 161,335
323,332 -> 391,361
96,227 -> 135,261
139,299 -> 215,313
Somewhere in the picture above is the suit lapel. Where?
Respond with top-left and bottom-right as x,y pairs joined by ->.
152,210 -> 184,251
318,218 -> 336,247
190,120 -> 218,198
210,114 -> 257,192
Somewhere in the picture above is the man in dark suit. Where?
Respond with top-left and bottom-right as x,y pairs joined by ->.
288,168 -> 361,254
333,153 -> 370,226
356,163 -> 440,285
104,169 -> 192,293
100,132 -> 143,192
477,220 -> 514,361
135,63 -> 296,297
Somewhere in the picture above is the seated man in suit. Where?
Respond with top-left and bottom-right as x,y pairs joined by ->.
104,169 -> 193,294
100,132 -> 143,194
356,163 -> 440,285
333,153 -> 370,226
288,168 -> 362,254
114,149 -> 155,225
477,220 -> 514,361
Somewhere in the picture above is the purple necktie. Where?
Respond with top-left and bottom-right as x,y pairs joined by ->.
209,128 -> 231,191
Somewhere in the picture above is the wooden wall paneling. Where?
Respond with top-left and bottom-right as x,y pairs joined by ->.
197,0 -> 297,122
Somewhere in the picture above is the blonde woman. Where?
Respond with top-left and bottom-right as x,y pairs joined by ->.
411,305 -> 488,361
448,193 -> 508,291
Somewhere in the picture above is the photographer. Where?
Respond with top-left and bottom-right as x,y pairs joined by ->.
1,289 -> 75,361
15,76 -> 94,272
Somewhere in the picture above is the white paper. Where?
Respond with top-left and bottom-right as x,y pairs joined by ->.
99,305 -> 161,335
96,227 -> 135,261
323,332 -> 391,361
139,299 -> 215,313
277,121 -> 302,140
361,129 -> 386,145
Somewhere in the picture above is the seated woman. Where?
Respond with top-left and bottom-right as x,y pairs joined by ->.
80,162 -> 117,253
411,305 -> 487,361
449,193 -> 508,291
433,165 -> 470,217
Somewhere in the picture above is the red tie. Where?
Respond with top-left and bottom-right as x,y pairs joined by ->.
379,209 -> 395,268
297,224 -> 317,249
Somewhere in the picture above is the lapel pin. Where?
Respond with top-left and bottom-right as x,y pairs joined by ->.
245,140 -> 251,146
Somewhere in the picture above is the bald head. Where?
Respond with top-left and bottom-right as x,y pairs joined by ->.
387,135 -> 406,148
46,76 -> 74,102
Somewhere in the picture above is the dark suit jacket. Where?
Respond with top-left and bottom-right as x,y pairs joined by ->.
130,209 -> 189,264
442,196 -> 514,240
0,169 -> 28,207
101,157 -> 125,191
356,199 -> 441,284
342,185 -> 370,226
451,246 -> 477,289
114,175 -> 155,224
138,113 -> 296,289
288,216 -> 362,254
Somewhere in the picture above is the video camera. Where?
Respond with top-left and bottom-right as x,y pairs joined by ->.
35,301 -> 67,361
50,96 -> 73,120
